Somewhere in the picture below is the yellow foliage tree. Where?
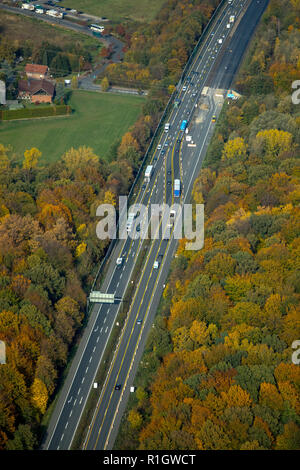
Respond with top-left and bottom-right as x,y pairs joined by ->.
62,146 -> 98,173
103,190 -> 117,207
255,129 -> 293,158
259,382 -> 284,410
128,409 -> 143,429
23,148 -> 42,170
222,137 -> 247,160
101,76 -> 109,92
31,378 -> 48,414
221,385 -> 252,409
168,84 -> 176,95
0,143 -> 10,172
118,132 -> 139,156
75,242 -> 87,258
190,320 -> 209,346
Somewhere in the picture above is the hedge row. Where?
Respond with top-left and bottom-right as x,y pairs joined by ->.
0,105 -> 71,121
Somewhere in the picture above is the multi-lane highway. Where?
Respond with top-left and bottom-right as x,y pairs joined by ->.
43,0 -> 269,451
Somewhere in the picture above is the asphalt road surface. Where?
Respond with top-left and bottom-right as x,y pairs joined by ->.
42,0 -> 269,451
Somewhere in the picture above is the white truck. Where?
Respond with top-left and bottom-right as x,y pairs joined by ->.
144,165 -> 153,183
164,123 -> 170,132
126,212 -> 135,232
46,9 -> 64,19
21,3 -> 35,10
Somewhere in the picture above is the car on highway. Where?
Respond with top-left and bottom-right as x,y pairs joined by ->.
212,115 -> 217,122
116,257 -> 123,268
164,142 -> 168,147
142,183 -> 146,190
167,170 -> 171,175
157,144 -> 162,150
153,260 -> 160,269
161,149 -> 166,155
115,384 -> 121,391
227,23 -> 231,28
167,180 -> 172,186
182,85 -> 187,92
136,319 -> 142,325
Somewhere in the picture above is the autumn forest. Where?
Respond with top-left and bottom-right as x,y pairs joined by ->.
0,0 -> 299,451
115,0 -> 300,451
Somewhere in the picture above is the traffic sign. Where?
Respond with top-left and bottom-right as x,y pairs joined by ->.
89,291 -> 115,304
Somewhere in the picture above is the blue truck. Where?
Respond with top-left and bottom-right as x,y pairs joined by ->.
174,179 -> 181,197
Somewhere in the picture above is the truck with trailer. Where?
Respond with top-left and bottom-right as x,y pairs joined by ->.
21,3 -> 35,10
126,212 -> 135,233
46,9 -> 64,18
144,165 -> 153,183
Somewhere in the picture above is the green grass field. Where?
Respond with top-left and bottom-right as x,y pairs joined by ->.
60,0 -> 165,22
0,91 -> 144,163
0,11 -> 101,56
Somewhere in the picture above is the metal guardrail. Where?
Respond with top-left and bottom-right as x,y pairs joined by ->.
90,0 -> 227,295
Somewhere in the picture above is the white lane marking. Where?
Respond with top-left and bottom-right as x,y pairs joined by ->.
60,434 -> 64,442
65,422 -> 68,429
77,388 -> 81,395
105,326 -> 108,333
97,336 -> 100,343
79,397 -> 83,405
69,410 -> 73,417
100,327 -> 103,333
82,377 -> 85,384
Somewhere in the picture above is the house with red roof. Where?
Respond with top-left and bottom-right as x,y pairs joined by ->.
25,64 -> 49,80
18,78 -> 55,104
